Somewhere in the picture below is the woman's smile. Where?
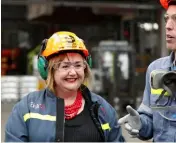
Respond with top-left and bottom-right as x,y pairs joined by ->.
65,78 -> 77,83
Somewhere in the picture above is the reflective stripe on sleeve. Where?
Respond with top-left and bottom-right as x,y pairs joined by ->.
151,88 -> 169,96
23,113 -> 56,122
101,123 -> 111,131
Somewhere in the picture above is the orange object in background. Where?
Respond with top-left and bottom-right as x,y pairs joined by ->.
1,48 -> 20,75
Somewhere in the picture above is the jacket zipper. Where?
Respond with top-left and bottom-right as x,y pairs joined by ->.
90,102 -> 105,141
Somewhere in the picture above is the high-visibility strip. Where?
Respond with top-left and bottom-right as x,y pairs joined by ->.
101,123 -> 111,131
151,88 -> 169,96
23,113 -> 56,122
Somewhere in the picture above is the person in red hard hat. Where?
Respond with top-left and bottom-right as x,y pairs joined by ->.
118,0 -> 176,142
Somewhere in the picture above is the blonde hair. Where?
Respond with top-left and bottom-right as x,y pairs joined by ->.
46,53 -> 92,93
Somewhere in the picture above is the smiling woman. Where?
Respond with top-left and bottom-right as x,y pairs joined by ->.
46,52 -> 90,94
5,31 -> 125,142
51,53 -> 87,98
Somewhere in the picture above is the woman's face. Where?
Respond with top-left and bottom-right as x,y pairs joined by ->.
53,53 -> 86,92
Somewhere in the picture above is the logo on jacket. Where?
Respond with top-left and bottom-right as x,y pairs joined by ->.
30,102 -> 45,110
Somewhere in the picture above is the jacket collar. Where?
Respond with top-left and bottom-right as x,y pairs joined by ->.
80,84 -> 99,103
171,51 -> 175,64
46,88 -> 56,98
163,51 -> 175,70
170,51 -> 176,70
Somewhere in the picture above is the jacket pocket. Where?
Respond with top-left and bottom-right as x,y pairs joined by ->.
150,94 -> 167,133
151,94 -> 176,141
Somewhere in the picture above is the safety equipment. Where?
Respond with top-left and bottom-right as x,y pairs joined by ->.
38,39 -> 49,80
160,0 -> 169,9
150,70 -> 176,121
150,70 -> 176,98
118,105 -> 141,138
37,31 -> 92,80
160,0 -> 176,9
150,70 -> 167,89
42,31 -> 89,58
162,71 -> 176,95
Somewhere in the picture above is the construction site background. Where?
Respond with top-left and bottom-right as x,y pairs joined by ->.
1,0 -> 168,142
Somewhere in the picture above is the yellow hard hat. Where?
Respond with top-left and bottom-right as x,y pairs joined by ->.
42,31 -> 89,58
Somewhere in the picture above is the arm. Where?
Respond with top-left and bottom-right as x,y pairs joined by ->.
117,64 -> 154,140
137,64 -> 154,140
5,99 -> 28,142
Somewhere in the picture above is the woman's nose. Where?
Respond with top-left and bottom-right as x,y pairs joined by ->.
68,67 -> 77,75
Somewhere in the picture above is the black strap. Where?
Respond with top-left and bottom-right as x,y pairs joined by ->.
155,89 -> 166,104
55,98 -> 65,142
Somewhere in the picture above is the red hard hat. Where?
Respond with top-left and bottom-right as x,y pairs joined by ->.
160,0 -> 176,9
160,0 -> 169,9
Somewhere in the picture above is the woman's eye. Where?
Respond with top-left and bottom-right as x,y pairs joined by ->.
62,65 -> 69,69
75,64 -> 81,68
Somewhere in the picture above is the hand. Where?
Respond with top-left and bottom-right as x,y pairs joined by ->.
118,105 -> 142,137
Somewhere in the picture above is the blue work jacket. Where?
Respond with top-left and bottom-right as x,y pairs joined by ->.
5,85 -> 125,142
137,52 -> 176,142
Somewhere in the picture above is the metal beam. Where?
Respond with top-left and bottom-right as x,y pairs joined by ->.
1,0 -> 160,10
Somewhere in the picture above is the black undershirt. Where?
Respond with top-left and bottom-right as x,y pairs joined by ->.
64,102 -> 103,142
